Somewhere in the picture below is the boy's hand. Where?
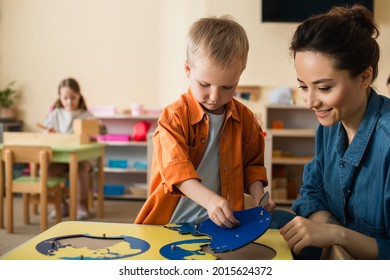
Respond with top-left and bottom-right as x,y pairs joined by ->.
248,181 -> 276,213
264,197 -> 276,213
206,195 -> 240,228
175,179 -> 240,228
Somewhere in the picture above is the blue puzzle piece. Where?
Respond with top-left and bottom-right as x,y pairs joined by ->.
159,238 -> 211,260
165,206 -> 271,253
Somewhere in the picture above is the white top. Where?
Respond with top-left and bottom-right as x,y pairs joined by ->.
169,111 -> 225,224
44,108 -> 94,133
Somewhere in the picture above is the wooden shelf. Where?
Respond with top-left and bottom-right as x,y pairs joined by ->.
272,156 -> 313,165
104,167 -> 147,174
267,104 -> 308,110
99,194 -> 147,200
268,129 -> 315,137
99,141 -> 147,146
266,104 -> 317,205
97,115 -> 158,200
236,85 -> 261,100
96,114 -> 159,120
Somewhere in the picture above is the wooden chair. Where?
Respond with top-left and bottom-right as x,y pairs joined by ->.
0,155 -> 4,229
59,166 -> 97,214
87,167 -> 97,211
3,145 -> 66,233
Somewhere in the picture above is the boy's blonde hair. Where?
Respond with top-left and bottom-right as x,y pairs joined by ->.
186,15 -> 249,70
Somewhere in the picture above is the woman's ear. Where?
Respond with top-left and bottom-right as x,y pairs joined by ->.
184,60 -> 191,78
360,66 -> 373,89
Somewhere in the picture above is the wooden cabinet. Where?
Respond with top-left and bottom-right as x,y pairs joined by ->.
97,115 -> 158,199
265,105 -> 317,204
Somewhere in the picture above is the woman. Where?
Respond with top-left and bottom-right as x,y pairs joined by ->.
280,5 -> 390,259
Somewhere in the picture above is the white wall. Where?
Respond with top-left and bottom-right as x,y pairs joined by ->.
1,0 -> 389,131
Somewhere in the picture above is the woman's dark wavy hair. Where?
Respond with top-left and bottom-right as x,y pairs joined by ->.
52,77 -> 88,110
290,4 -> 380,81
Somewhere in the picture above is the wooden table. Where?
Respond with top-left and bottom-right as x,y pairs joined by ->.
0,142 -> 106,227
0,221 -> 293,260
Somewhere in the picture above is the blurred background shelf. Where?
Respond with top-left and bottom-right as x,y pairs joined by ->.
94,114 -> 158,200
265,105 -> 317,204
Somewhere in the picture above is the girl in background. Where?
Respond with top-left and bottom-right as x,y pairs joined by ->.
45,77 -> 102,220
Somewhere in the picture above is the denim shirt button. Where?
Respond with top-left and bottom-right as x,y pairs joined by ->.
339,162 -> 344,168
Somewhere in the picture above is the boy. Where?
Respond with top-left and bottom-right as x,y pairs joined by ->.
135,16 -> 274,228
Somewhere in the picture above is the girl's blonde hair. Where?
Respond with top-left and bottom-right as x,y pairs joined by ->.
186,15 -> 249,70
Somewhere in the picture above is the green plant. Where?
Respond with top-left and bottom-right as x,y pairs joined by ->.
0,81 -> 18,108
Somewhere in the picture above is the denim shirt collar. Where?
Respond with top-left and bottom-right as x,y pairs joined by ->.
335,89 -> 381,167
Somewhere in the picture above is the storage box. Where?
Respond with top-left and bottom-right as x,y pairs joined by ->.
271,178 -> 288,200
108,159 -> 128,168
73,119 -> 100,136
96,134 -> 131,142
271,187 -> 288,200
272,177 -> 288,189
129,184 -> 147,196
133,161 -> 147,170
89,105 -> 116,116
104,185 -> 125,195
272,149 -> 283,157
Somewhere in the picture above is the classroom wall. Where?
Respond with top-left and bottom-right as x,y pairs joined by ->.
1,0 -> 389,131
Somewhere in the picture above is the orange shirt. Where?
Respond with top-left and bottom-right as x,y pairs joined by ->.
135,88 -> 268,224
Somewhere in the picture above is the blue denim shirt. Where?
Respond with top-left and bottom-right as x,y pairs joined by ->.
292,90 -> 390,259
